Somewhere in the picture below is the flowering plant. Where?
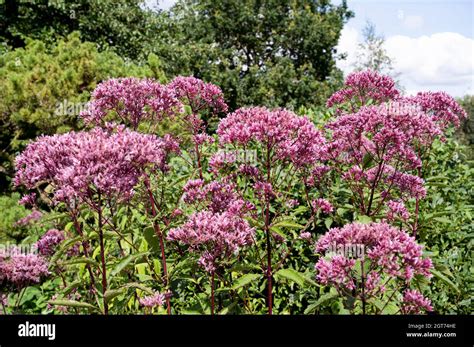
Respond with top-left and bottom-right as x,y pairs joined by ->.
314,222 -> 432,314
7,71 -> 467,315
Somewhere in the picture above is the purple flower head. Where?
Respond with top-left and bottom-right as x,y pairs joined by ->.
327,70 -> 399,109
15,210 -> 42,227
299,231 -> 312,241
139,291 -> 168,308
217,107 -> 326,168
168,76 -> 228,115
0,248 -> 49,289
167,210 -> 254,273
407,91 -> 467,129
386,200 -> 410,222
14,127 -> 180,204
19,193 -> 36,207
35,229 -> 65,256
401,289 -> 433,314
312,198 -> 334,214
182,179 -> 247,214
81,77 -> 182,129
315,222 -> 432,292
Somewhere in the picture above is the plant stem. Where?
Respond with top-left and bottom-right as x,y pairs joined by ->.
194,141 -> 203,180
366,161 -> 383,216
14,287 -> 26,312
144,177 -> 171,314
211,271 -> 215,315
361,259 -> 366,315
264,145 -> 273,315
71,210 -> 96,288
412,166 -> 422,238
97,193 -> 108,315
1,299 -> 6,315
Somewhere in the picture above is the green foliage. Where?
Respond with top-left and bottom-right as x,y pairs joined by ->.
0,193 -> 29,242
0,33 -> 164,190
456,95 -> 474,158
416,133 -> 473,314
0,0 -> 165,61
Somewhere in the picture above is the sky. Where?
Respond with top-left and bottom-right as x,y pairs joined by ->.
336,0 -> 474,96
149,0 -> 474,97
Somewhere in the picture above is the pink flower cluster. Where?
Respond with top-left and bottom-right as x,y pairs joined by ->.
168,76 -> 228,115
139,291 -> 167,308
15,210 -> 42,226
386,200 -> 410,222
407,91 -> 467,129
18,193 -> 36,207
35,229 -> 65,256
401,289 -> 433,314
0,248 -> 49,289
14,127 -> 179,203
81,77 -> 181,129
315,222 -> 432,299
182,179 -> 253,214
325,97 -> 440,213
312,198 -> 334,214
168,210 -> 254,273
217,107 -> 326,168
326,103 -> 440,169
327,70 -> 399,109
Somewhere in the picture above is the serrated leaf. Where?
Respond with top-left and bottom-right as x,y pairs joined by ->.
47,300 -> 99,312
231,273 -> 261,290
58,257 -> 99,268
110,251 -> 148,277
275,268 -> 305,287
272,220 -> 304,229
431,269 -> 460,293
304,292 -> 339,314
50,236 -> 82,265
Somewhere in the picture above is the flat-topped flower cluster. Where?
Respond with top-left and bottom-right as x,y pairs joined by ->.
7,71 -> 466,315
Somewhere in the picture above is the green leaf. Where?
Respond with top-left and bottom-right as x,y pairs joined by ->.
231,273 -> 262,290
272,220 -> 304,229
304,291 -> 339,314
219,301 -> 238,315
275,268 -> 305,286
47,300 -> 99,312
356,215 -> 372,224
110,251 -> 149,277
58,257 -> 99,268
143,226 -> 161,254
104,288 -> 125,303
431,269 -> 460,293
61,280 -> 82,296
324,217 -> 333,229
50,236 -> 82,265
124,282 -> 155,295
433,217 -> 451,224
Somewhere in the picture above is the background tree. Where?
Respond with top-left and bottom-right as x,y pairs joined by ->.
0,33 -> 165,191
156,0 -> 353,110
0,0 -> 165,60
353,20 -> 401,86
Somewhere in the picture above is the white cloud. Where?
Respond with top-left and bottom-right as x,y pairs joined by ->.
336,26 -> 360,72
336,27 -> 474,96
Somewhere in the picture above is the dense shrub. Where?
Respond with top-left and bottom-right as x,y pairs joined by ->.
0,33 -> 164,191
1,71 -> 470,316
